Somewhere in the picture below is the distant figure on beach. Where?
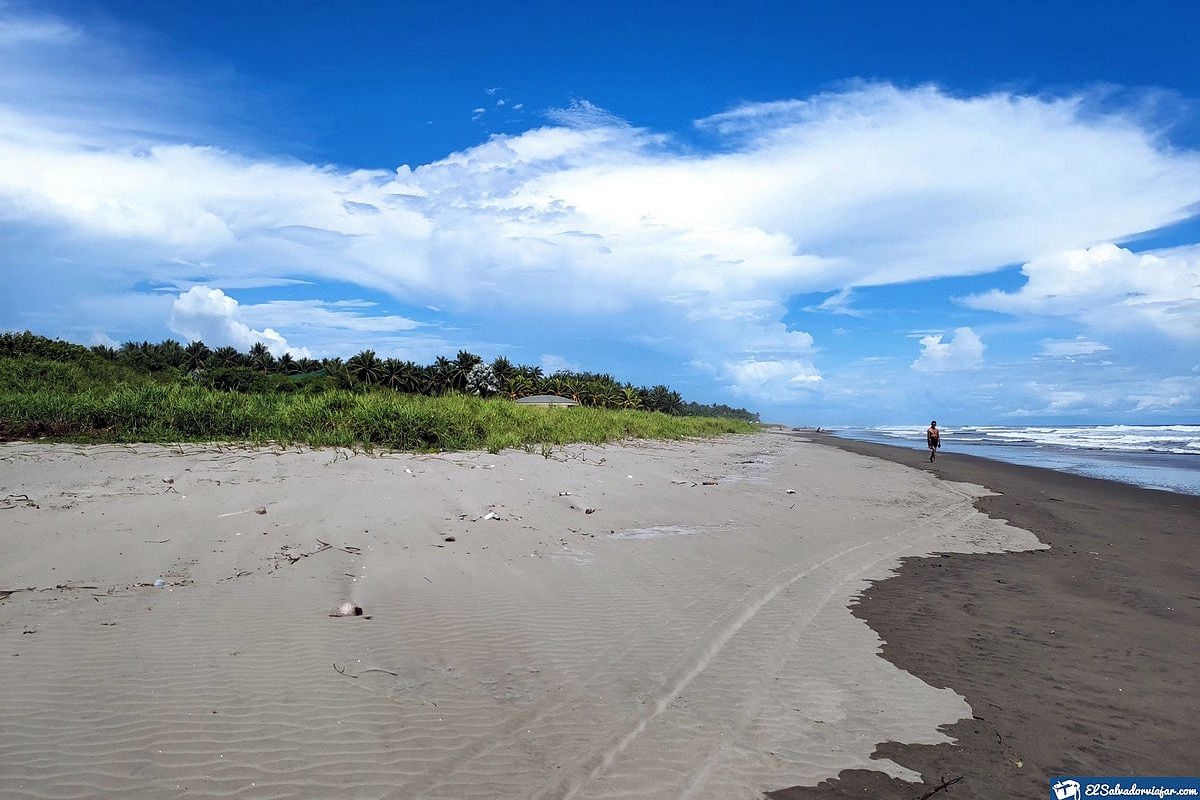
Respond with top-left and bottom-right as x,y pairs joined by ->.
926,420 -> 941,462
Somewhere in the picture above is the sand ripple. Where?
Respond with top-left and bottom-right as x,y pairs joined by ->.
0,435 -> 1044,798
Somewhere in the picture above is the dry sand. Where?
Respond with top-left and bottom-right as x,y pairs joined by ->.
0,432 -> 1044,799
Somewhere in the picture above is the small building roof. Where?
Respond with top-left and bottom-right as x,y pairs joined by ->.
515,394 -> 579,406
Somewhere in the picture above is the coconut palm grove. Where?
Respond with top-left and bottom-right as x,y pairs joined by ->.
0,331 -> 758,449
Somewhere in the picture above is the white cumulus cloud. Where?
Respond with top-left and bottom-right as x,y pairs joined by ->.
962,243 -> 1200,339
912,327 -> 985,373
724,358 -> 822,402
168,286 -> 310,358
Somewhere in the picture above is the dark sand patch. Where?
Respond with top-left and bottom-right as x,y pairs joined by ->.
769,433 -> 1200,799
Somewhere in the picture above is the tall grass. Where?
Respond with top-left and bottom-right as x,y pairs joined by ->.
0,360 -> 754,451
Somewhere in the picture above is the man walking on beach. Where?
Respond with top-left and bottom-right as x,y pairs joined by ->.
927,420 -> 941,462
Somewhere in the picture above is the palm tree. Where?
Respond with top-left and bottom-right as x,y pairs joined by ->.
578,381 -> 601,407
211,346 -> 242,368
155,339 -> 186,369
277,352 -> 298,374
545,376 -> 577,401
505,374 -> 534,399
117,340 -> 153,371
347,349 -> 383,385
663,389 -> 683,415
295,357 -> 321,374
247,342 -> 274,373
644,385 -> 672,413
414,364 -> 436,395
431,356 -> 455,394
318,357 -> 352,388
516,364 -> 543,383
490,356 -> 516,386
380,358 -> 406,391
91,344 -> 117,361
396,360 -> 421,393
181,341 -> 210,371
598,384 -> 623,409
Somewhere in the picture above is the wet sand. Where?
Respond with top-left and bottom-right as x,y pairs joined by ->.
769,433 -> 1200,798
0,432 -> 1045,799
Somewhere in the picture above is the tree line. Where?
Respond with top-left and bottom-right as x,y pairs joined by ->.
1,331 -> 759,422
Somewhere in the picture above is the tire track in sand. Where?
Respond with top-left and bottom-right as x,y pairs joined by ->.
396,446 -> 804,799
534,502 -> 981,800
397,551 -> 775,799
675,506 -> 983,799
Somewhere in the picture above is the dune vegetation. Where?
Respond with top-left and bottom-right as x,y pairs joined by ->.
0,332 -> 756,451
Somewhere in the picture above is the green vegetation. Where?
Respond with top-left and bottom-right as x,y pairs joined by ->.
0,331 -> 757,450
679,401 -> 760,424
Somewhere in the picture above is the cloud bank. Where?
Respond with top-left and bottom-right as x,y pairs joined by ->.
2,7 -> 1200,415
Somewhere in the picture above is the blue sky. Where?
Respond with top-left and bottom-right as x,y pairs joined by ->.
1,0 -> 1199,425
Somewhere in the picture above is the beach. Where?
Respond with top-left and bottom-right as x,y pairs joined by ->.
773,433 -> 1200,798
0,432 -> 1194,798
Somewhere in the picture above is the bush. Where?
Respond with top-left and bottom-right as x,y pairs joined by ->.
197,366 -> 273,393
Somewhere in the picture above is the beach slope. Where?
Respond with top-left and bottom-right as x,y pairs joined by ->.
1,433 -> 1043,798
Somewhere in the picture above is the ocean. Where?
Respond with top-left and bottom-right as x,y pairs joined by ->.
832,424 -> 1200,496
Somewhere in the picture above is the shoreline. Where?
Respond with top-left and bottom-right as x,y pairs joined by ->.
823,428 -> 1200,497
769,432 -> 1200,798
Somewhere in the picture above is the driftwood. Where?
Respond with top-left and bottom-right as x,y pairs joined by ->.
2,582 -> 106,599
